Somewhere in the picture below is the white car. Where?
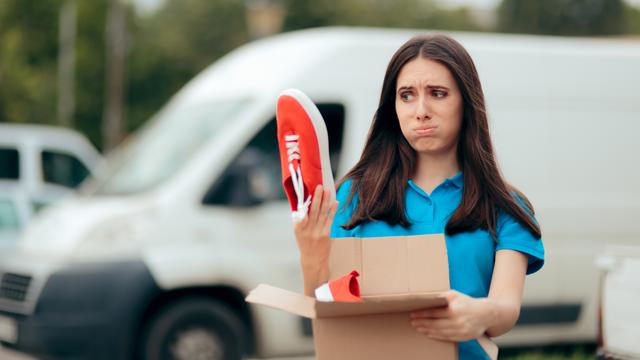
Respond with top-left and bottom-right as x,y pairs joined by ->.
0,123 -> 102,211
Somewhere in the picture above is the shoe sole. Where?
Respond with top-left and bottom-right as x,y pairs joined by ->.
278,88 -> 336,199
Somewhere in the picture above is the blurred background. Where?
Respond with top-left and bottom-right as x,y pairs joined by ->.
1,0 -> 640,152
1,1 -> 640,359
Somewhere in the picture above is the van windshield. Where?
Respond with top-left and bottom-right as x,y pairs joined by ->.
89,98 -> 248,195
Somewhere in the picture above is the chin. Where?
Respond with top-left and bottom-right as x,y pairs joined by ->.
411,139 -> 439,152
413,146 -> 442,155
412,144 -> 456,157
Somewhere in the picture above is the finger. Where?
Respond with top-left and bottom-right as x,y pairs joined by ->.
312,187 -> 331,228
417,328 -> 457,342
416,322 -> 459,336
321,187 -> 332,214
411,318 -> 456,331
432,327 -> 466,341
309,185 -> 324,224
418,322 -> 474,342
321,201 -> 339,235
443,289 -> 461,301
293,213 -> 310,237
311,188 -> 330,232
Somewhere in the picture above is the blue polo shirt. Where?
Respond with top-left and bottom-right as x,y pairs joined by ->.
330,172 -> 544,360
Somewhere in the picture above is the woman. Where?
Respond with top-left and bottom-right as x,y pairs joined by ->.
293,34 -> 544,359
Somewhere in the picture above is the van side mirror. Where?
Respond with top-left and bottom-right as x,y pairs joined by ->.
202,148 -> 271,207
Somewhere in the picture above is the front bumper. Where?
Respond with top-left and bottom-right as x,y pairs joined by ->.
0,260 -> 160,360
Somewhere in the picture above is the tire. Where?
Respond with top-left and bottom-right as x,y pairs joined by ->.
138,297 -> 246,360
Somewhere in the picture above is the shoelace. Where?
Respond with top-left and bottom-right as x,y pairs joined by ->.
285,134 -> 311,222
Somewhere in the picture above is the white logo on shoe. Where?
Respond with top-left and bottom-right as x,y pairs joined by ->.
285,134 -> 312,222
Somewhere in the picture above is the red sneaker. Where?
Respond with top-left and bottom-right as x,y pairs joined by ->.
276,89 -> 335,222
315,270 -> 362,303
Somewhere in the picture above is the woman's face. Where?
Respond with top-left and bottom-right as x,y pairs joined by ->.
395,57 -> 463,157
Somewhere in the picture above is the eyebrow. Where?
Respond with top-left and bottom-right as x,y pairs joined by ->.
397,85 -> 450,92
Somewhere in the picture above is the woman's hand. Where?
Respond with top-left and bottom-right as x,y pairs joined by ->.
294,185 -> 339,296
409,290 -> 497,342
410,250 -> 527,340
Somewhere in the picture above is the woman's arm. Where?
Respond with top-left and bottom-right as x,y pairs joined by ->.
483,249 -> 528,337
409,249 -> 528,341
293,185 -> 339,296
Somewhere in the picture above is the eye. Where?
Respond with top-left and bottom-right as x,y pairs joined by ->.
400,92 -> 414,101
432,89 -> 447,98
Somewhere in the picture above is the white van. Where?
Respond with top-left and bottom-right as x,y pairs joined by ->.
0,181 -> 32,250
0,28 -> 638,360
0,123 -> 102,211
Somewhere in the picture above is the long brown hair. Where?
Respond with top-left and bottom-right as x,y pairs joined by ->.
339,34 -> 541,239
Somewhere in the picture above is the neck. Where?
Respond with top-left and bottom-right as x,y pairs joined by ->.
412,149 -> 460,194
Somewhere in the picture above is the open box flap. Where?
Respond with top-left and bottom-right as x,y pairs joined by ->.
246,284 -> 450,319
245,284 -> 317,319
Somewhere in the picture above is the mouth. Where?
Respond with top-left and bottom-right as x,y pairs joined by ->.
414,126 -> 437,136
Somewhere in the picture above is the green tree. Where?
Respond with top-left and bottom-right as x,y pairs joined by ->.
0,0 -> 115,150
0,0 -> 61,125
281,0 -> 482,32
125,0 -> 249,132
0,0 -> 250,150
0,0 -> 489,152
626,5 -> 640,34
497,0 -> 626,36
74,0 -> 110,149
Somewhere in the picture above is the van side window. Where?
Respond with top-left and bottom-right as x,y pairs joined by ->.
0,148 -> 20,180
202,103 -> 345,206
41,150 -> 90,188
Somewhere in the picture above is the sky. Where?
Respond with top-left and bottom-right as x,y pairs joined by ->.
435,0 -> 500,9
131,0 -> 166,15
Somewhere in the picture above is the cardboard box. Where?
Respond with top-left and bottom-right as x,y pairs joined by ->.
246,234 -> 498,360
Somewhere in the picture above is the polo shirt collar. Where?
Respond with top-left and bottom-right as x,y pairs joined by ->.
445,171 -> 463,189
407,171 -> 464,194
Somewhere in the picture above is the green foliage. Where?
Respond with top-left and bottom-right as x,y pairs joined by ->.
281,0 -> 482,32
500,344 -> 596,360
502,350 -> 593,360
497,0 -> 627,36
2,0 -> 639,152
74,0 -> 109,149
126,0 -> 249,133
626,5 -> 640,34
0,0 -> 110,149
0,0 -> 61,125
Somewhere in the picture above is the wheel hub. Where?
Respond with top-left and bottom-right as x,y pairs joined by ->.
170,327 -> 224,360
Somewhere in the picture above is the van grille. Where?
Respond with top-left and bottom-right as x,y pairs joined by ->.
0,273 -> 32,302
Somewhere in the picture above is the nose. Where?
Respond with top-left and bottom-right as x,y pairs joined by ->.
415,95 -> 431,121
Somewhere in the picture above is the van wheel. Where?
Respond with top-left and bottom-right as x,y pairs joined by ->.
139,298 -> 245,360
